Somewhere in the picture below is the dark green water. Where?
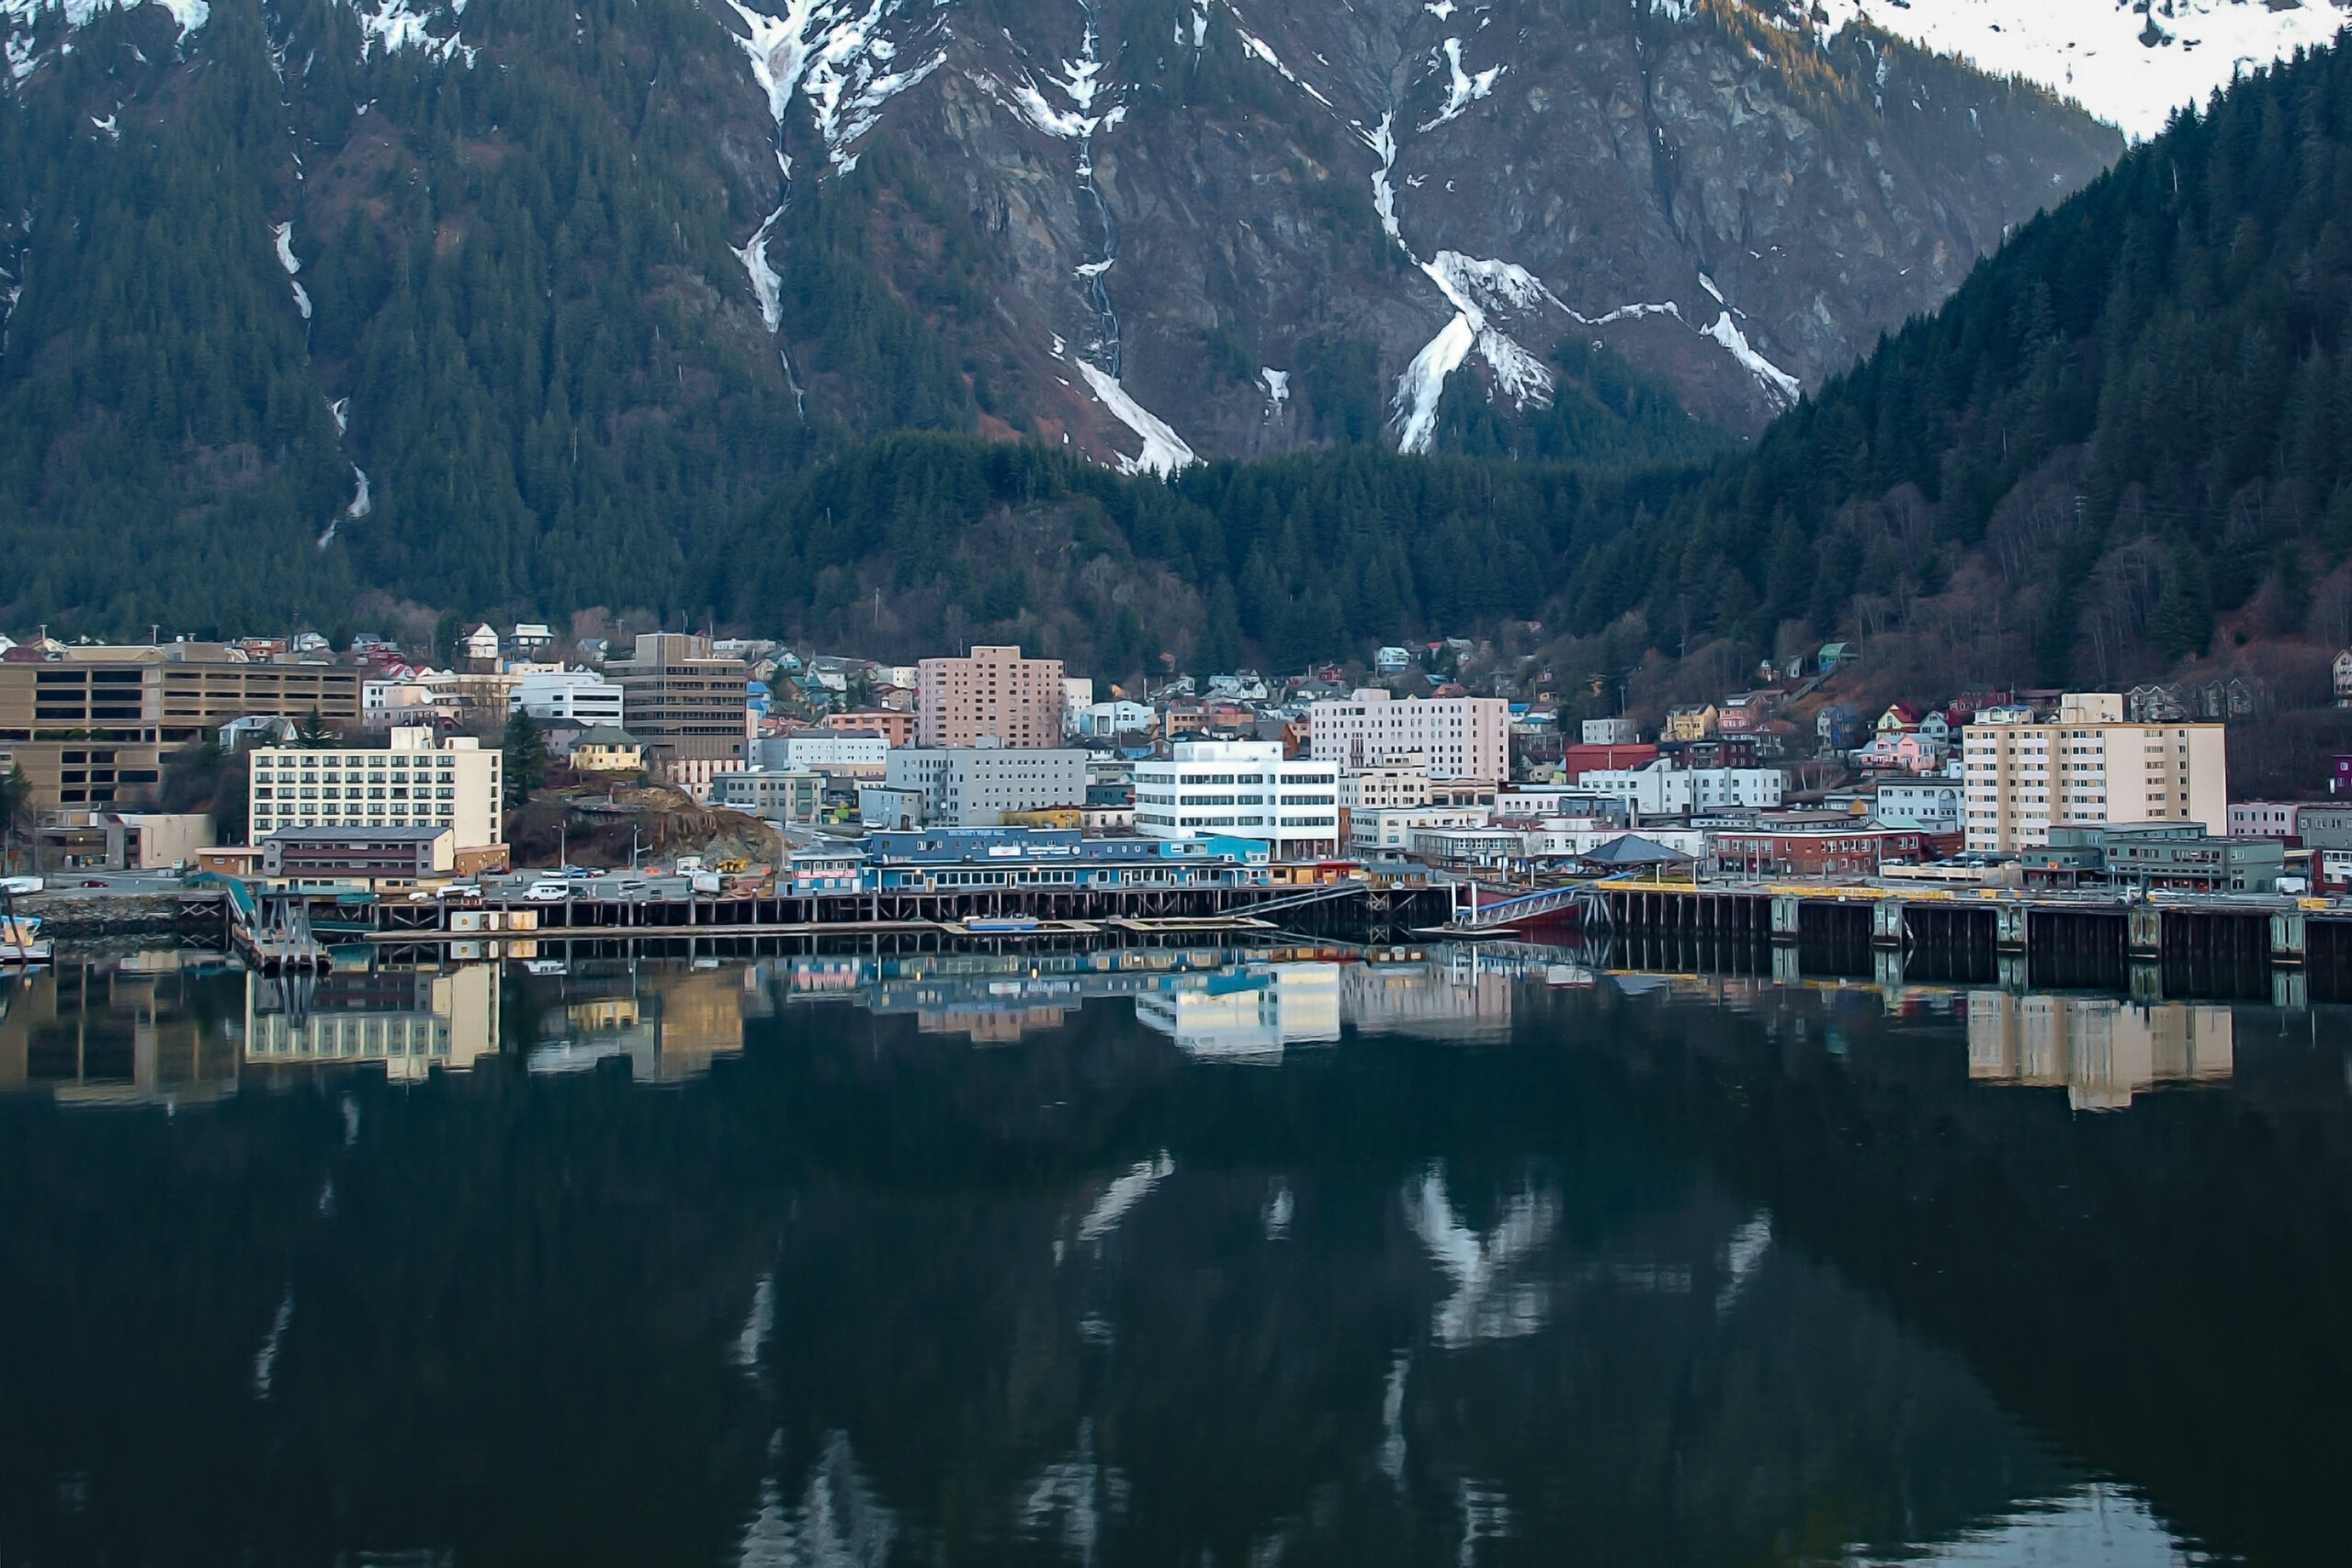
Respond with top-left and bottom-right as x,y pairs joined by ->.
2,950 -> 2346,1566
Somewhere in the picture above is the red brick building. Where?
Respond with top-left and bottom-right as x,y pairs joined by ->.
1710,827 -> 1927,877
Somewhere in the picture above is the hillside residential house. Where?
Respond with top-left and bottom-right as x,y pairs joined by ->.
1661,704 -> 1718,742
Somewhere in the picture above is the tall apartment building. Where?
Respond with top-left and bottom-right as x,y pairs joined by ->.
0,645 -> 361,807
247,726 -> 503,848
605,634 -> 751,764
916,644 -> 1065,748
1307,689 -> 1509,780
1134,740 -> 1341,859
1961,694 -> 2227,852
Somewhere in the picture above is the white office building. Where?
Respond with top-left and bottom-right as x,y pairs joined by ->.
757,731 -> 889,774
509,670 -> 625,726
710,768 -> 825,827
1308,689 -> 1509,779
1076,700 -> 1156,739
1349,806 -> 1492,855
1580,717 -> 1640,745
1134,740 -> 1341,858
1876,779 -> 1964,831
1575,762 -> 1785,816
247,726 -> 502,848
882,743 -> 1087,827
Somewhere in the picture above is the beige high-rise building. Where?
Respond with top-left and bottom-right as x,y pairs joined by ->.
605,633 -> 752,764
916,644 -> 1065,748
0,644 -> 362,809
1961,694 -> 2227,852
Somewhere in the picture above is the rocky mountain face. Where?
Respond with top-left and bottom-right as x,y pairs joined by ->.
718,0 -> 2123,464
0,0 -> 2120,627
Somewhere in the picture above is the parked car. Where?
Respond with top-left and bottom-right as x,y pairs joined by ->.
524,880 -> 571,902
437,884 -> 483,900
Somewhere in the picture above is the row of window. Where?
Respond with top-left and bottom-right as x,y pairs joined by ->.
256,788 -> 458,800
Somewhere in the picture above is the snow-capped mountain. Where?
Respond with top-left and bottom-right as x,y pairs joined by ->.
1817,0 -> 2352,141
684,0 -> 2134,465
2,0 -> 2143,491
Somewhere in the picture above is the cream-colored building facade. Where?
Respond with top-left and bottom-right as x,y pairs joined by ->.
1966,994 -> 2232,1111
916,644 -> 1066,748
1339,755 -> 1432,813
247,726 -> 503,849
1961,694 -> 2226,852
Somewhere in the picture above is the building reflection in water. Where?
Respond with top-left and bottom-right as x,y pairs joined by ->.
1965,993 -> 2233,1111
247,964 -> 501,1079
529,964 -> 746,1080
1134,964 -> 1341,1062
0,952 -> 242,1107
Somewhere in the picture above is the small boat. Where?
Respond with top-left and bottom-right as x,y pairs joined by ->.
964,916 -> 1041,932
1412,924 -> 1521,942
0,914 -> 52,965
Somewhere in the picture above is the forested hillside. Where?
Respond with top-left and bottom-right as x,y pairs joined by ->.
0,0 -> 2123,640
706,32 -> 2352,703
0,0 -> 817,629
697,433 -> 1693,678
1566,31 -> 2352,695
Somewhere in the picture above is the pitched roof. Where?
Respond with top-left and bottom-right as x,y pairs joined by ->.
1581,833 -> 1695,866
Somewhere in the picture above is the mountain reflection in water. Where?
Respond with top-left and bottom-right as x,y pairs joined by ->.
0,948 -> 2345,1566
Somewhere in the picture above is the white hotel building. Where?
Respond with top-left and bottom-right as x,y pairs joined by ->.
247,726 -> 503,849
1308,689 -> 1509,780
1135,740 -> 1340,858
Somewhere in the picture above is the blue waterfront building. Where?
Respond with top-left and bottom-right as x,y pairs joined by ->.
860,828 -> 1272,892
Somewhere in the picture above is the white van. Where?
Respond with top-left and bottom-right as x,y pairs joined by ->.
524,880 -> 571,902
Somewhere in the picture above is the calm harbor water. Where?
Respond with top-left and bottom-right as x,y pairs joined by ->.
1,946 -> 2346,1566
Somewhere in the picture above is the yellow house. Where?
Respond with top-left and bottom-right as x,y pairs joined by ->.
1662,704 -> 1719,742
1001,807 -> 1083,829
571,725 -> 646,774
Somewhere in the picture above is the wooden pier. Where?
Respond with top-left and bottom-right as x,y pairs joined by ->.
204,877 -> 1457,953
1593,880 -> 2352,1002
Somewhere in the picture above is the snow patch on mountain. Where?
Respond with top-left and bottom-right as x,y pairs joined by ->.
4,0 -> 208,85
735,204 -> 785,332
1807,0 -> 2349,140
1394,250 -> 1566,451
1077,361 -> 1196,476
1223,3 -> 1333,107
1703,309 -> 1800,404
271,220 -> 311,320
354,0 -> 470,62
1419,36 -> 1501,131
721,0 -> 945,172
1261,367 -> 1289,408
320,466 -> 368,547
